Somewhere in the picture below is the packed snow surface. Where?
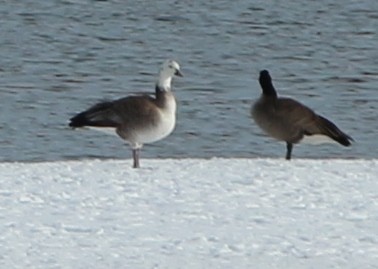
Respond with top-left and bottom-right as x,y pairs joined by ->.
0,158 -> 377,269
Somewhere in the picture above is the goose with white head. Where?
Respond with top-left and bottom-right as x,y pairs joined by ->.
69,60 -> 183,168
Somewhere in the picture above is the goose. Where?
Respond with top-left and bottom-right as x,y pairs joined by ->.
251,70 -> 353,160
69,60 -> 183,168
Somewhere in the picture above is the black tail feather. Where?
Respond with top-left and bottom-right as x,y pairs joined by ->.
69,112 -> 91,128
318,115 -> 353,146
69,101 -> 119,128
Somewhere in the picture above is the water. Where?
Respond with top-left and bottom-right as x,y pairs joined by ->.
0,0 -> 377,162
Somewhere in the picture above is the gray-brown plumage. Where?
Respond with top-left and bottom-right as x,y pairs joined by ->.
251,70 -> 353,160
69,60 -> 183,168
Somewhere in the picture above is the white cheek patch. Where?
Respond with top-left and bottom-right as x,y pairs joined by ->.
301,134 -> 338,145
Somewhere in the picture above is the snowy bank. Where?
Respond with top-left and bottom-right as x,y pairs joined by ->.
0,158 -> 377,269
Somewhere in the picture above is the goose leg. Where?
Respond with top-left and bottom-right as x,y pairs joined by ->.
285,142 -> 293,160
132,148 -> 140,168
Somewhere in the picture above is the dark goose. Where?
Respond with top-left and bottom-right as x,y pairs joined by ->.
69,60 -> 183,168
251,70 -> 353,160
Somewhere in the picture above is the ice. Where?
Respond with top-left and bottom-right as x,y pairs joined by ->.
0,158 -> 377,268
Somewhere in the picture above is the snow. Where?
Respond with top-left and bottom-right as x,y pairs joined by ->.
0,158 -> 377,269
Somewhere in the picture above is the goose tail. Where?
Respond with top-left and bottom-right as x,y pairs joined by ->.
317,115 -> 354,146
69,101 -> 118,128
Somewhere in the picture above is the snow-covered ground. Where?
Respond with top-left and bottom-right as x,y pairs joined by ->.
0,158 -> 377,269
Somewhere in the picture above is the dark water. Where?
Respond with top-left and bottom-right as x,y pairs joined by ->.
0,0 -> 377,162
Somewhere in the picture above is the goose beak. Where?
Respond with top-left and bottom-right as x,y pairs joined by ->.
175,69 -> 184,77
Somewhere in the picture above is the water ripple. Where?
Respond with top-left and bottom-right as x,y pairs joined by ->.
0,0 -> 377,161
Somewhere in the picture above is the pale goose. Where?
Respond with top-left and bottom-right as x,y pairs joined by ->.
69,60 -> 183,168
